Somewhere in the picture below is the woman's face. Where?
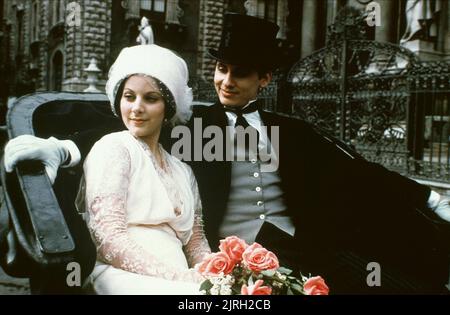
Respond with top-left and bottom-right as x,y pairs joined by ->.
120,75 -> 165,145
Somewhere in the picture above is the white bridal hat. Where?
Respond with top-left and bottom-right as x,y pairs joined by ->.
105,44 -> 193,124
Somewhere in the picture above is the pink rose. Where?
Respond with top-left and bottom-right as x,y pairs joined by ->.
195,252 -> 235,276
242,243 -> 279,272
241,279 -> 272,295
303,276 -> 329,295
219,236 -> 248,264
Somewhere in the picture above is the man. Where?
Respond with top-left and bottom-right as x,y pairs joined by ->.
3,13 -> 450,294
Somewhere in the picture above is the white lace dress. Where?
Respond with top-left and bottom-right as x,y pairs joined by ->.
78,131 -> 211,295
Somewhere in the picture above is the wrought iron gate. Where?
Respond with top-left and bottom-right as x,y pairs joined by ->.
408,61 -> 450,182
286,9 -> 450,183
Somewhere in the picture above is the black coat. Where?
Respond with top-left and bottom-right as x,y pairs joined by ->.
184,101 -> 448,294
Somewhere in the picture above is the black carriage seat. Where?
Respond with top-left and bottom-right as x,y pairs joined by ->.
0,92 -> 124,294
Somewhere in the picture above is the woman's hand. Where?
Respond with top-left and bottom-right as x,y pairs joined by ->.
4,135 -> 72,184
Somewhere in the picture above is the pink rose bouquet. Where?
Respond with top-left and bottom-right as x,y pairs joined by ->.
195,236 -> 329,295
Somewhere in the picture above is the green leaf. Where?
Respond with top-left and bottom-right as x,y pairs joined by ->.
290,283 -> 303,294
232,283 -> 242,294
277,267 -> 292,275
200,280 -> 213,292
261,270 -> 276,277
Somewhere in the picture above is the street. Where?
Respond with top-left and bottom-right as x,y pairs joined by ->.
0,264 -> 30,295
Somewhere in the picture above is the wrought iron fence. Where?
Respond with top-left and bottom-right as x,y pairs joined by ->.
287,39 -> 417,176
408,61 -> 450,182
285,8 -> 450,183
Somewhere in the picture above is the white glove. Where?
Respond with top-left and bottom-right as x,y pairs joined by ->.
4,135 -> 69,184
433,197 -> 450,223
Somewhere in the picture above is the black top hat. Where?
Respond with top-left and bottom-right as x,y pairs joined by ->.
208,13 -> 280,70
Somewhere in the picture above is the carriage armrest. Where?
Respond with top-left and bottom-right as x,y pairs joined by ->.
5,160 -> 75,254
1,92 -> 109,278
1,158 -> 77,274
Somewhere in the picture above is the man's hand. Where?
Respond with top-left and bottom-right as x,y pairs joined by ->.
4,135 -> 69,184
433,197 -> 450,223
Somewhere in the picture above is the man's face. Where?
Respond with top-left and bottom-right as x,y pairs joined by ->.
214,62 -> 271,108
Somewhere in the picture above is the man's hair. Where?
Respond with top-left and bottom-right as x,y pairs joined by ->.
215,61 -> 272,79
256,66 -> 272,79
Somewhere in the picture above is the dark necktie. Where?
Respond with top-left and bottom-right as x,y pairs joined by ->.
224,101 -> 260,161
223,101 -> 260,128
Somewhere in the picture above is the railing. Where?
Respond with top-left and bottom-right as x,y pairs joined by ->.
408,61 -> 450,183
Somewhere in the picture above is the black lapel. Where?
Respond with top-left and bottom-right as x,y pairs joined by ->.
259,109 -> 275,143
195,101 -> 232,239
211,101 -> 232,200
209,101 -> 229,128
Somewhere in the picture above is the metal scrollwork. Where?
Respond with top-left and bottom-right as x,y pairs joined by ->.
287,7 -> 449,182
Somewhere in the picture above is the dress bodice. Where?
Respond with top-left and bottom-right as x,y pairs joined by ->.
78,131 -> 210,283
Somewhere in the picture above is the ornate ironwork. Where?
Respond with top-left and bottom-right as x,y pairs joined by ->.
287,40 -> 416,142
408,61 -> 450,182
287,8 -> 449,182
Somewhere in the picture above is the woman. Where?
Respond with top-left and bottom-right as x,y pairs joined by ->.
77,44 -> 211,294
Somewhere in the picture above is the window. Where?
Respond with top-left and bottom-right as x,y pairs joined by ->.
140,0 -> 167,22
51,0 -> 64,25
246,0 -> 287,39
153,0 -> 165,12
140,0 -> 166,13
256,0 -> 278,23
17,10 -> 24,51
140,0 -> 183,25
141,0 -> 152,10
51,50 -> 63,91
0,0 -> 3,24
59,0 -> 65,22
31,1 -> 40,42
52,0 -> 57,25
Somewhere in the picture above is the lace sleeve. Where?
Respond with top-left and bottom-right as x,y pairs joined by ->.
184,169 -> 211,267
84,136 -> 203,283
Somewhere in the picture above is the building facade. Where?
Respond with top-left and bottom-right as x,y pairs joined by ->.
0,0 -> 449,185
2,0 -> 448,99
